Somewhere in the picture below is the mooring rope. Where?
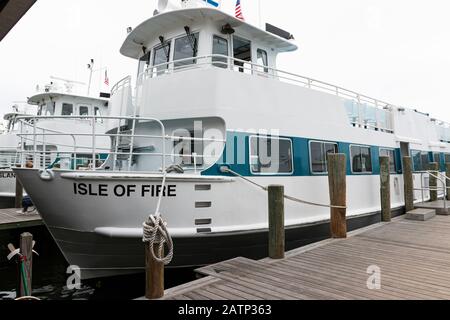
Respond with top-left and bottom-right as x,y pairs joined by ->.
142,170 -> 174,265
222,167 -> 347,210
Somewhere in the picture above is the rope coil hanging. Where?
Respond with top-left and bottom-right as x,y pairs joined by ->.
142,168 -> 178,265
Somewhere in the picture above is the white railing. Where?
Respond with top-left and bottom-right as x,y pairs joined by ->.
133,54 -> 395,133
15,115 -> 226,174
415,170 -> 449,212
0,149 -> 20,169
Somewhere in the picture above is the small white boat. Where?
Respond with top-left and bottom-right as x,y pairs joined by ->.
14,1 -> 450,280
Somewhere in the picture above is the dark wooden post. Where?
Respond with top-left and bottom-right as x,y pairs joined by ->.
15,177 -> 23,209
403,157 -> 414,212
380,156 -> 391,222
446,163 -> 450,201
327,154 -> 347,238
268,185 -> 285,259
19,233 -> 33,297
429,162 -> 438,202
145,244 -> 164,300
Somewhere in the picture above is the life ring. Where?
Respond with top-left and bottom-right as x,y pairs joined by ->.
39,169 -> 55,181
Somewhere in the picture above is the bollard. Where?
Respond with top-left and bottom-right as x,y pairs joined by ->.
446,163 -> 450,201
380,156 -> 391,222
19,233 -> 33,297
15,177 -> 23,209
429,163 -> 439,202
327,154 -> 347,238
145,244 -> 164,300
268,185 -> 285,259
403,157 -> 414,212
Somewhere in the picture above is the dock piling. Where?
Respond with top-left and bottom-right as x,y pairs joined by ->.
429,162 -> 438,202
403,157 -> 414,212
19,232 -> 33,297
268,185 -> 285,259
380,156 -> 391,222
15,177 -> 23,209
327,154 -> 347,238
145,244 -> 164,300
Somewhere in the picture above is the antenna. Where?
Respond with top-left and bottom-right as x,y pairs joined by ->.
87,58 -> 95,96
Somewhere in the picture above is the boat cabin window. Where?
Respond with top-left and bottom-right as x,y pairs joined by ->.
446,154 -> 450,163
94,107 -> 101,116
257,49 -> 269,73
233,36 -> 251,74
309,141 -> 338,174
250,136 -> 293,175
412,150 -> 430,171
137,52 -> 151,81
153,41 -> 171,75
350,145 -> 372,173
433,153 -> 441,165
38,102 -> 55,116
380,148 -> 397,173
174,33 -> 199,68
212,35 -> 229,68
79,106 -> 89,116
62,103 -> 74,116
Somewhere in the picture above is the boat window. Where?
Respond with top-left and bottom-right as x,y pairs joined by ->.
411,150 -> 430,171
46,102 -> 55,116
79,106 -> 89,116
433,153 -> 441,165
152,41 -> 171,75
233,36 -> 251,74
62,103 -> 74,116
212,35 -> 229,68
310,141 -> 338,173
137,52 -> 151,82
446,154 -> 450,163
380,148 -> 396,173
94,107 -> 101,116
257,49 -> 269,73
351,145 -> 372,173
174,33 -> 199,68
250,136 -> 293,174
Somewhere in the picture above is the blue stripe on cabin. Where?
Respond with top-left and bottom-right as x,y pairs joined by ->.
202,131 -> 447,177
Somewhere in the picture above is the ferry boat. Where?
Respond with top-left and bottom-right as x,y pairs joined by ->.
0,103 -> 35,204
14,0 -> 450,280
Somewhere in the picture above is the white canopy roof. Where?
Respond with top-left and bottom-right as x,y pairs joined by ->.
120,7 -> 298,59
28,92 -> 108,106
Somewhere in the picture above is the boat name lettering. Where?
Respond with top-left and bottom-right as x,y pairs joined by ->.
73,183 -> 177,198
0,172 -> 15,178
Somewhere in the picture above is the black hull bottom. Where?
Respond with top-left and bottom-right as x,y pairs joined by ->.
49,207 -> 405,279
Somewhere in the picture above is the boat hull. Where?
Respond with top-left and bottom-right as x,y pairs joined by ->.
14,167 -> 406,280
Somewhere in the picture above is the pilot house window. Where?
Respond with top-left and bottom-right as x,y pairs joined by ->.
62,103 -> 74,116
233,36 -> 251,73
79,106 -> 89,116
153,41 -> 171,75
212,35 -> 229,68
250,136 -> 293,174
174,33 -> 199,68
257,49 -> 269,73
310,141 -> 338,174
351,145 -> 372,173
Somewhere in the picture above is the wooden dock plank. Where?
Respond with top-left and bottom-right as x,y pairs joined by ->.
0,208 -> 42,231
159,216 -> 450,300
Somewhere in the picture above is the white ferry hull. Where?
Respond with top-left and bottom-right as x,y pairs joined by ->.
15,168 -> 407,279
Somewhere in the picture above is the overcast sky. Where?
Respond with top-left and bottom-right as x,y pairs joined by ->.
0,0 -> 449,122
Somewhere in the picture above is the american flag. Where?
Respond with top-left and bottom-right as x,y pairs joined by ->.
104,70 -> 109,86
235,0 -> 244,21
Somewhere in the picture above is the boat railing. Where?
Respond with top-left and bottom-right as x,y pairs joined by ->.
15,115 -> 226,174
414,170 -> 448,212
133,54 -> 395,133
0,147 -> 21,169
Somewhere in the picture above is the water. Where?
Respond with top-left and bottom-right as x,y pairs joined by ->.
0,226 -> 196,300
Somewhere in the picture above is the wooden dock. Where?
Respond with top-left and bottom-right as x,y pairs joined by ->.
160,215 -> 450,300
0,208 -> 42,231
